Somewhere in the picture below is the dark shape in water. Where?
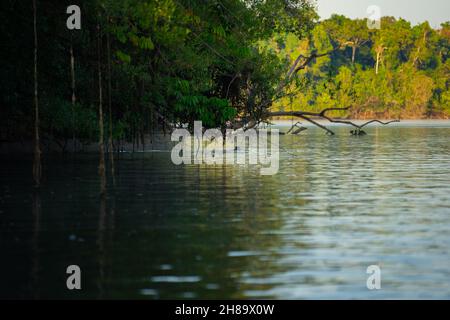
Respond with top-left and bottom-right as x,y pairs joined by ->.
350,129 -> 367,136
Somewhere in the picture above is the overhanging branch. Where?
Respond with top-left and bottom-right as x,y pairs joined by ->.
268,108 -> 399,135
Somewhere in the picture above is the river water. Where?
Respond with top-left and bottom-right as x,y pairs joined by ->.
1,121 -> 450,299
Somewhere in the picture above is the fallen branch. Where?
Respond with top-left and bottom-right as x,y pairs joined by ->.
286,122 -> 307,135
256,46 -> 347,111
297,114 -> 335,135
268,108 -> 399,135
240,43 -> 400,134
359,119 -> 400,128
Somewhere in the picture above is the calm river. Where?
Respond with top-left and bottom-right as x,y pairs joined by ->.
1,121 -> 450,299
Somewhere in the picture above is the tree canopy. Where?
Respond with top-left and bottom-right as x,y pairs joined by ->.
272,14 -> 450,119
1,1 -> 449,150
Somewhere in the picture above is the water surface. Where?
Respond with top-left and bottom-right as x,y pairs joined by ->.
1,121 -> 450,299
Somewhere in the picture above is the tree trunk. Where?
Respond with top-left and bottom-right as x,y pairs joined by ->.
32,0 -> 41,187
70,37 -> 76,152
31,190 -> 41,298
106,22 -> 115,186
351,45 -> 356,64
97,23 -> 106,195
375,50 -> 380,75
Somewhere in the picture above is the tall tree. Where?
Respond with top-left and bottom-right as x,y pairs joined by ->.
374,44 -> 386,74
70,35 -> 77,151
97,21 -> 106,195
106,17 -> 115,186
323,15 -> 369,64
32,0 -> 41,187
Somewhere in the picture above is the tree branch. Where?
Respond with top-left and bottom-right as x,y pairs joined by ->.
297,115 -> 335,135
254,44 -> 348,113
359,119 -> 400,128
267,108 -> 399,135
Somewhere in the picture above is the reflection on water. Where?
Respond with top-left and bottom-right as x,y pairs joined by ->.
1,122 -> 450,299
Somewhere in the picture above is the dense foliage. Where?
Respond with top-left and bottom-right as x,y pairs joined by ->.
1,0 -> 317,147
271,15 -> 450,119
1,1 -> 449,149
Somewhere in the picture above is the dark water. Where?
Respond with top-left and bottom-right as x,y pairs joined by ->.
1,122 -> 450,299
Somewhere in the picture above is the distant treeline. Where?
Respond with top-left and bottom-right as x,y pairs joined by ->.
269,15 -> 450,119
1,1 -> 449,149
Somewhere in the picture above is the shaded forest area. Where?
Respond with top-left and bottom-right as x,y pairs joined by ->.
1,0 -> 449,152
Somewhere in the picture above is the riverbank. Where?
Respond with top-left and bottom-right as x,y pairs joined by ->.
2,120 -> 450,155
0,133 -> 174,155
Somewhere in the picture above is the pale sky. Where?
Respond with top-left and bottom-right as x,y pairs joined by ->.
316,0 -> 450,28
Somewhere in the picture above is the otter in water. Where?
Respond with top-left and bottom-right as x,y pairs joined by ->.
350,129 -> 367,136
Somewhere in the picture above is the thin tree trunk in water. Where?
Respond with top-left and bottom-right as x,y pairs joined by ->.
97,194 -> 106,298
70,37 -> 77,152
140,80 -> 145,151
31,191 -> 41,298
106,23 -> 115,186
97,23 -> 106,195
32,0 -> 41,187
